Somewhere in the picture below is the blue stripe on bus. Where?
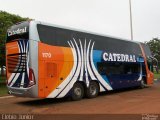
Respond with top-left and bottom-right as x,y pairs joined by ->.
93,50 -> 111,86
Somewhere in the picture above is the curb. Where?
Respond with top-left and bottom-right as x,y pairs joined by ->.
0,95 -> 14,99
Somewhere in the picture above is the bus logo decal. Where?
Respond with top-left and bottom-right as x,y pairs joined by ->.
8,27 -> 27,36
48,38 -> 113,98
103,52 -> 136,62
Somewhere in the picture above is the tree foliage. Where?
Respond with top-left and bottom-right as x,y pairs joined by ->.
0,11 -> 29,68
145,38 -> 160,67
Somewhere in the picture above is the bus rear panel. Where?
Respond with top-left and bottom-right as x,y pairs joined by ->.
6,21 -> 37,97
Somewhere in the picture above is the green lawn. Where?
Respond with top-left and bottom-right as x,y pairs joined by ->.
154,73 -> 160,80
0,76 -> 8,96
0,76 -> 6,83
0,84 -> 8,96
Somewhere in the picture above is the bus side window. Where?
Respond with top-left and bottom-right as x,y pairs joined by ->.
124,64 -> 140,74
46,63 -> 57,78
97,62 -> 123,75
37,24 -> 57,45
97,62 -> 140,76
142,64 -> 146,75
97,62 -> 107,75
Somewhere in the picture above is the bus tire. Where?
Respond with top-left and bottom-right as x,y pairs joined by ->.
86,81 -> 99,98
140,78 -> 146,89
71,82 -> 84,101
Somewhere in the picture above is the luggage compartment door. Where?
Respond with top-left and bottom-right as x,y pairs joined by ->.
44,62 -> 59,97
38,61 -> 59,98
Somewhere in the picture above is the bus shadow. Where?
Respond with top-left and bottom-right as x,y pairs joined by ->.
17,97 -> 72,107
17,86 -> 148,107
99,86 -> 143,96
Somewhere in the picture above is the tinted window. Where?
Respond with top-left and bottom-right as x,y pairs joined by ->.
37,24 -> 141,55
141,43 -> 153,71
56,28 -> 72,46
7,21 -> 29,42
97,62 -> 140,75
37,24 -> 56,45
141,43 -> 152,57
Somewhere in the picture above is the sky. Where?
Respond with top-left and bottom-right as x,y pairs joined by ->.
0,0 -> 160,42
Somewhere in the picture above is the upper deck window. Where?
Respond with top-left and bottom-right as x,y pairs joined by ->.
37,24 -> 142,56
37,24 -> 56,45
37,24 -> 71,46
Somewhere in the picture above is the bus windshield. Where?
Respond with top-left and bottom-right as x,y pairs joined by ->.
141,43 -> 153,72
6,21 -> 29,42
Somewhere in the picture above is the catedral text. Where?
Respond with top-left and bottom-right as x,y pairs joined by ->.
103,52 -> 136,62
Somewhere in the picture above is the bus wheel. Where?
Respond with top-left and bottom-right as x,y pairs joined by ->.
71,82 -> 84,101
86,81 -> 99,98
140,78 -> 146,88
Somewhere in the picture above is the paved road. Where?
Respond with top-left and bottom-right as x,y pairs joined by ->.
0,81 -> 160,114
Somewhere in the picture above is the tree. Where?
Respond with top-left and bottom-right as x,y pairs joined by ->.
145,38 -> 160,68
0,11 -> 29,75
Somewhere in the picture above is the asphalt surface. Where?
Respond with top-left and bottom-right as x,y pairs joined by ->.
0,81 -> 160,114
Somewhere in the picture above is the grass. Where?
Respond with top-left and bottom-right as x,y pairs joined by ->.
0,84 -> 8,96
0,75 -> 6,83
0,75 -> 8,96
154,73 -> 160,80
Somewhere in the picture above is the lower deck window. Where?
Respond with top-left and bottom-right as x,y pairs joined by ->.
97,62 -> 140,75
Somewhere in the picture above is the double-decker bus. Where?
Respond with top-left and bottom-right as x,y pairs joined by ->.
6,21 -> 154,100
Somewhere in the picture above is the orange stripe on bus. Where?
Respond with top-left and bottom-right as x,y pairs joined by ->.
38,42 -> 74,98
140,44 -> 154,84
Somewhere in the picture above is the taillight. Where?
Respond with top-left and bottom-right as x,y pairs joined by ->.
28,68 -> 36,87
